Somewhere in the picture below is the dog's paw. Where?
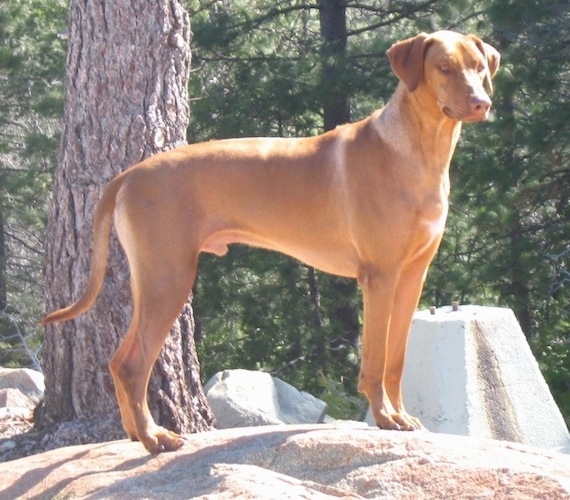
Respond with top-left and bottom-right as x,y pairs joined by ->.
142,427 -> 185,454
372,407 -> 427,432
392,411 -> 428,431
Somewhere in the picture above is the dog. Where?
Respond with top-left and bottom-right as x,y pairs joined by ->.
42,30 -> 500,453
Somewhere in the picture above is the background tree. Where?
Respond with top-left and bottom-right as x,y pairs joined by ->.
0,0 -> 65,369
38,0 -> 214,443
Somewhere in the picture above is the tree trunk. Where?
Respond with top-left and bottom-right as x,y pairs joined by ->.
39,0 -> 214,444
319,0 -> 350,130
318,0 -> 360,359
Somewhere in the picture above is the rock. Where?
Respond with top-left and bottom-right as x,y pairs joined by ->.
0,388 -> 37,410
0,368 -> 44,447
2,424 -> 570,499
0,438 -> 17,453
366,306 -> 570,454
0,367 -> 44,402
205,369 -> 328,428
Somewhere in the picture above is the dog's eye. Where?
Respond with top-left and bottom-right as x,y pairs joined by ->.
439,63 -> 451,74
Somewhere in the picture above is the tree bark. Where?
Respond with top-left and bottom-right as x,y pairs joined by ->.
39,0 -> 213,443
0,205 -> 6,311
319,0 -> 350,130
318,0 -> 360,359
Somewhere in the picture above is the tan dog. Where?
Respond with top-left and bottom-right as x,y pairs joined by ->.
42,30 -> 500,453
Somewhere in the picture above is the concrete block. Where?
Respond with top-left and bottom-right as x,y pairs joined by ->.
386,305 -> 570,453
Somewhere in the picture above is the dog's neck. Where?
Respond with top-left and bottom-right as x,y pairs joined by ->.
382,82 -> 461,170
373,83 -> 462,192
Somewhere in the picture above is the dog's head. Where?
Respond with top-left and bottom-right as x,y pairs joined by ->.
387,30 -> 501,123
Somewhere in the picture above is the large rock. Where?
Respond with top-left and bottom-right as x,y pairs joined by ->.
0,388 -> 36,411
0,367 -> 44,402
367,306 -> 570,453
204,369 -> 327,428
2,424 -> 570,499
0,367 -> 44,437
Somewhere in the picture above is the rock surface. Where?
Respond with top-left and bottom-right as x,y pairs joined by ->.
205,369 -> 328,428
2,424 -> 570,499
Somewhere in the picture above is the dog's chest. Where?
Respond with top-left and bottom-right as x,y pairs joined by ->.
409,197 -> 448,258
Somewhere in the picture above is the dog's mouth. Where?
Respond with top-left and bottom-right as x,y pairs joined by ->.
442,106 -> 464,122
442,105 -> 491,123
442,106 -> 455,119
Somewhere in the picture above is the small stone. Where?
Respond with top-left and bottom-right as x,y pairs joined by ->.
0,440 -> 17,452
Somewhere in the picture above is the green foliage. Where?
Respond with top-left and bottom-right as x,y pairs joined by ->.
188,1 -> 323,140
317,372 -> 368,421
195,247 -> 362,402
0,0 -> 67,368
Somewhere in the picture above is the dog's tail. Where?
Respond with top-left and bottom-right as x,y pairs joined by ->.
41,175 -> 124,326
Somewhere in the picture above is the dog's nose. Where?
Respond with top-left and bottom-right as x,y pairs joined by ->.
470,95 -> 492,116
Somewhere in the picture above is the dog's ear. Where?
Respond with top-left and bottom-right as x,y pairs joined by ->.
470,35 -> 501,95
387,32 -> 431,92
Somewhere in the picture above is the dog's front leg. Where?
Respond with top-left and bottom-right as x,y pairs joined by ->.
383,260 -> 433,431
357,268 -> 404,431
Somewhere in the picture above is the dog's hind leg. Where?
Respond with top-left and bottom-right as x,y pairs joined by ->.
109,256 -> 198,453
109,310 -> 141,442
